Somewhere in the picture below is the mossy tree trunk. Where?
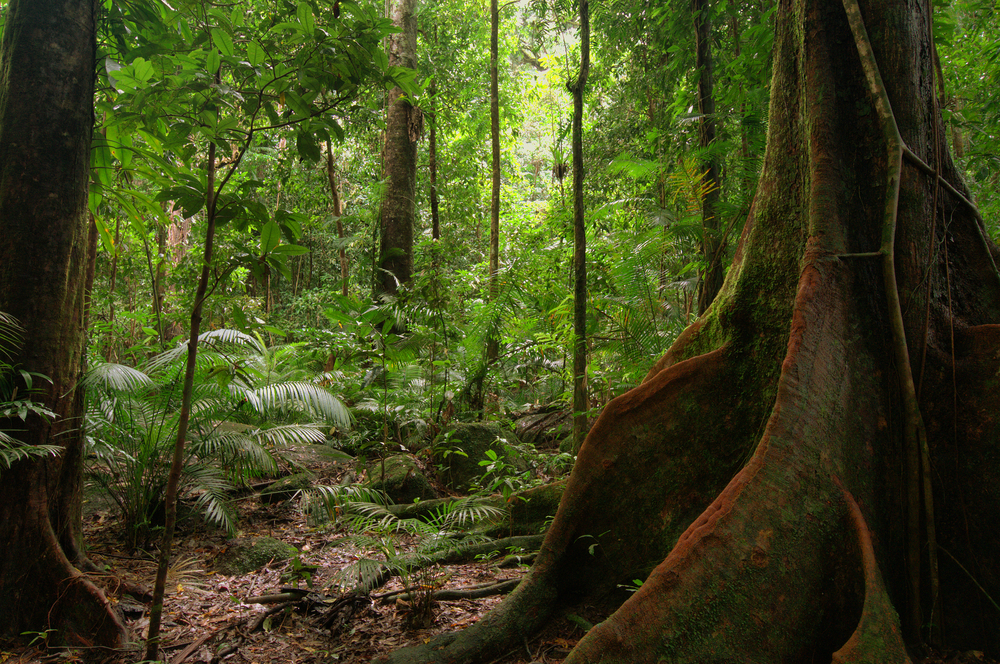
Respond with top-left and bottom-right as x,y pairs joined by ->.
376,0 -> 1000,661
0,0 -> 126,648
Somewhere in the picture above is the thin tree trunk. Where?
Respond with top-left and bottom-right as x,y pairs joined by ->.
145,141 -> 221,662
428,75 -> 441,241
486,0 -> 501,365
326,141 -> 350,297
694,0 -> 723,315
569,0 -> 590,452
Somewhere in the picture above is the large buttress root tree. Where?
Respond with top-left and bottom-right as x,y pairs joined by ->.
377,0 -> 1000,661
0,0 -> 126,648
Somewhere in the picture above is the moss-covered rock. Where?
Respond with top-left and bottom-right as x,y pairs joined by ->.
214,537 -> 298,575
366,454 -> 438,503
259,471 -> 315,504
433,423 -> 528,492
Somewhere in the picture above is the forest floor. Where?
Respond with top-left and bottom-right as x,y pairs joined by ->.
0,447 -> 996,664
3,448 -> 584,664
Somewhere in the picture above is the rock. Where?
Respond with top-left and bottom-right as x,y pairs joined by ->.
214,537 -> 298,575
433,423 -> 528,492
366,454 -> 438,503
513,406 -> 573,450
259,471 -> 315,504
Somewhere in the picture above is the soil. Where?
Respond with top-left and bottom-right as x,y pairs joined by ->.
0,450 -> 995,664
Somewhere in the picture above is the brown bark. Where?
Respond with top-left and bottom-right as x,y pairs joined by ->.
376,0 -> 419,297
569,0 -> 590,452
375,0 -> 1000,661
428,76 -> 441,241
326,141 -> 350,297
694,0 -> 724,315
486,0 -> 501,364
0,0 -> 125,647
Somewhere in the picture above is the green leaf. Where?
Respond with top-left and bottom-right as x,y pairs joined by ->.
211,28 -> 234,57
297,2 -> 316,35
260,221 -> 282,254
247,41 -> 266,66
296,131 -> 321,162
271,244 -> 310,256
91,136 -> 115,189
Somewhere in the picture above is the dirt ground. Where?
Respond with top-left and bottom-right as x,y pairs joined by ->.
0,449 -> 996,664
0,450 -> 584,664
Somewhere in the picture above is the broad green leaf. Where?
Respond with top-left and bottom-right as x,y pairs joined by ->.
271,244 -> 310,256
297,2 -> 316,35
296,131 -> 321,162
91,136 -> 114,189
206,48 -> 221,76
247,40 -> 266,66
211,28 -> 234,57
260,221 -> 282,254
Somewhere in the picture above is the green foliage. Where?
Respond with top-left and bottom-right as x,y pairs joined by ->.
321,487 -> 504,607
85,330 -> 349,548
0,313 -> 61,472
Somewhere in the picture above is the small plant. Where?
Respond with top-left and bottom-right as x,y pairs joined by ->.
478,447 -> 532,501
617,578 -> 644,593
281,552 -> 317,589
20,628 -> 56,648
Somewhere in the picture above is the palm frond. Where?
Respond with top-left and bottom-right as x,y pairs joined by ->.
185,464 -> 238,534
252,382 -> 351,425
83,362 -> 155,393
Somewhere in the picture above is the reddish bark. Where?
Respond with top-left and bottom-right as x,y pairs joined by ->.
376,0 -> 1000,661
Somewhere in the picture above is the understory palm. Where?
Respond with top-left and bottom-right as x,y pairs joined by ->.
85,329 -> 350,548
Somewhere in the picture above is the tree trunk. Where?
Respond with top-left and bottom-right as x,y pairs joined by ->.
570,0 -> 590,453
0,0 -> 125,647
326,141 -> 350,297
376,0 -> 419,297
375,0 -> 1000,661
428,76 -> 441,241
694,0 -> 724,315
486,0 -> 501,365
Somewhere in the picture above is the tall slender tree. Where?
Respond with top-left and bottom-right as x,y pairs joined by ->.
377,0 -> 420,296
694,0 -> 723,314
0,0 -> 125,647
569,0 -> 590,451
486,0 -> 501,364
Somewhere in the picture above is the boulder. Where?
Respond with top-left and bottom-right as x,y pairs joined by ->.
366,454 -> 438,503
513,406 -> 573,450
259,471 -> 315,504
433,423 -> 528,492
214,536 -> 298,575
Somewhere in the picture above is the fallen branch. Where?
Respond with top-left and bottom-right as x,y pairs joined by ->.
382,578 -> 521,604
245,587 -> 311,604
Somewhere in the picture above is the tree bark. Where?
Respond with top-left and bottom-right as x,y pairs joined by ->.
428,76 -> 441,241
326,141 -> 350,297
0,0 -> 125,647
694,0 -> 724,315
570,0 -> 590,453
486,0 -> 501,365
376,0 -> 419,297
375,0 -> 1000,661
